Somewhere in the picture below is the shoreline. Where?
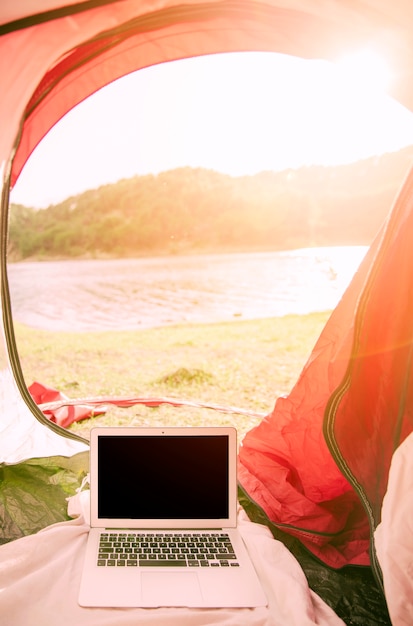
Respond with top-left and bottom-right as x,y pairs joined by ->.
7,243 -> 368,265
7,246 -> 365,333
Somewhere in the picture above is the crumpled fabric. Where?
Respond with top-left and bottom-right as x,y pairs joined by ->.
28,381 -> 106,427
238,236 -> 376,568
28,381 -> 263,429
375,432 -> 413,625
0,488 -> 344,626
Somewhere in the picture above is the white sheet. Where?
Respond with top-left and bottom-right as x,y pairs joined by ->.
0,368 -> 88,463
375,431 -> 413,626
0,490 -> 344,626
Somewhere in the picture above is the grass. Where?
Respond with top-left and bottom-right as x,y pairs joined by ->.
13,311 -> 331,442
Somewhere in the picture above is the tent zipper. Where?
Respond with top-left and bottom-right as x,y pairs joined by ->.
323,164 -> 413,593
1,141 -> 89,446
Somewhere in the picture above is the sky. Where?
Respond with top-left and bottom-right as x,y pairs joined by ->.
10,51 -> 413,209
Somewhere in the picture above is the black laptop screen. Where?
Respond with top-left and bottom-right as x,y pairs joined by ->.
97,435 -> 229,519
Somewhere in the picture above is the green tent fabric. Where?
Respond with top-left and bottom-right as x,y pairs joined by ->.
0,452 -> 89,545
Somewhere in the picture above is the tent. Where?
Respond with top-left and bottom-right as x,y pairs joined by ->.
1,1 -> 413,624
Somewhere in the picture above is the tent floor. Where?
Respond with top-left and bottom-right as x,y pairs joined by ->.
0,451 -> 391,624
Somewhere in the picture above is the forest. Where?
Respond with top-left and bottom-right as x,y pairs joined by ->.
8,145 -> 413,260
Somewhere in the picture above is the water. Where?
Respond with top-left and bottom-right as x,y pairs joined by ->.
7,246 -> 368,332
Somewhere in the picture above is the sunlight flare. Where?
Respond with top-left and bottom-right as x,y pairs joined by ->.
335,48 -> 393,93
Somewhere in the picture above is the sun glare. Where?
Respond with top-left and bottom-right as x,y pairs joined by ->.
335,48 -> 393,93
11,51 -> 413,209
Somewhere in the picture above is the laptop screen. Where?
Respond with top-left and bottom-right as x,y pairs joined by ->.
89,427 -> 237,528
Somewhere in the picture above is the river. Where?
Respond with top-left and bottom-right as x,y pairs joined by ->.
7,246 -> 368,332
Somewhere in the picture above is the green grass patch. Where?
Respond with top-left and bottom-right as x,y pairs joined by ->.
13,311 -> 331,442
156,367 -> 215,387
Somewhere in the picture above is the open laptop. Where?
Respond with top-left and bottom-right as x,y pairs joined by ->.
78,426 -> 267,608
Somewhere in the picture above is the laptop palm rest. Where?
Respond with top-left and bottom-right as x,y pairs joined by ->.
141,571 -> 202,606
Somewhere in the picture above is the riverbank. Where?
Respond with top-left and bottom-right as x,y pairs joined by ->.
14,310 -> 331,441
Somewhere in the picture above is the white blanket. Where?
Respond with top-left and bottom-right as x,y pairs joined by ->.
375,431 -> 413,626
0,491 -> 344,626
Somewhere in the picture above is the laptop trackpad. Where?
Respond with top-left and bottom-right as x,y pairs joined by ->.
141,571 -> 203,606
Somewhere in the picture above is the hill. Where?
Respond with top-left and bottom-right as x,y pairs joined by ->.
8,145 -> 413,260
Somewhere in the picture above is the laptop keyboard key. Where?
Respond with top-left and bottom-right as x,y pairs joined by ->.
97,532 -> 239,568
139,560 -> 187,567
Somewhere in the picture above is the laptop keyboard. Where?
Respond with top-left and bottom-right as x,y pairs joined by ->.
97,532 -> 240,567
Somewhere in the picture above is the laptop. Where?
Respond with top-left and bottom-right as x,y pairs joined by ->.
78,426 -> 267,608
